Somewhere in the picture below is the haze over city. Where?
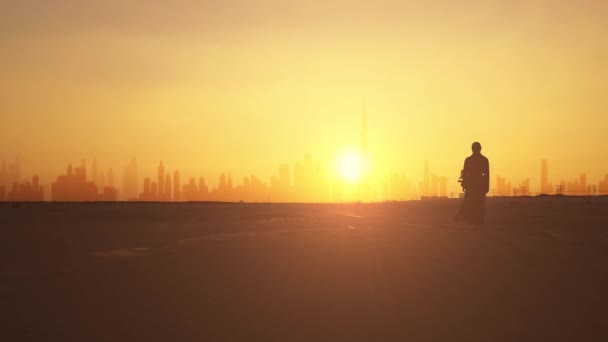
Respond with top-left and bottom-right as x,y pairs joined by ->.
2,1 -> 608,196
2,98 -> 607,202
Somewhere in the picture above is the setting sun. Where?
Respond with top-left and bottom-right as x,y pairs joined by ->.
337,151 -> 363,183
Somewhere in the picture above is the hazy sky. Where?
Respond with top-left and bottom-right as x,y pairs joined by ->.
1,0 -> 607,192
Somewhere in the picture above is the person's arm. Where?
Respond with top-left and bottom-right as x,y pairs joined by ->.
484,158 -> 490,194
461,158 -> 469,190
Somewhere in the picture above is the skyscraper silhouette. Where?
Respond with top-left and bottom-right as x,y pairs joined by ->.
6,175 -> 44,201
1,160 -> 6,181
92,159 -> 98,185
514,179 -> 530,196
164,174 -> 172,201
565,173 -> 589,195
359,98 -> 371,201
173,170 -> 180,202
439,176 -> 448,198
99,170 -> 106,191
158,161 -> 165,199
182,177 -> 197,201
76,161 -> 86,181
279,163 -> 291,201
599,175 -> 608,195
13,158 -> 20,184
431,174 -> 439,197
151,182 -> 158,200
540,159 -> 553,194
123,158 -> 138,201
198,177 -> 208,198
219,173 -> 227,192
107,168 -> 115,188
0,159 -> 21,189
423,160 -> 430,197
361,97 -> 368,159
51,163 -> 97,201
143,177 -> 151,200
496,175 -> 512,196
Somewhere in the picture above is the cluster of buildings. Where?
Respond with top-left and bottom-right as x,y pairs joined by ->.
137,155 -> 333,203
0,159 -> 43,201
1,103 -> 420,203
2,156 -> 608,202
2,103 -> 607,201
417,160 -> 449,200
495,160 -> 608,197
0,159 -> 20,186
600,175 -> 608,195
51,162 -> 117,201
382,173 -> 418,201
139,162 -> 179,201
0,175 -> 44,202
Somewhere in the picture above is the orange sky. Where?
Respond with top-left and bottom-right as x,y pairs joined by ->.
1,1 -> 607,194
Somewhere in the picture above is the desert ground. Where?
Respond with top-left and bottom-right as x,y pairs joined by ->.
2,197 -> 608,341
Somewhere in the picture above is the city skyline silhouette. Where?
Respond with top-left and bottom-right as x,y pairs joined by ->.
2,155 -> 607,202
2,98 -> 607,202
2,3 -> 608,192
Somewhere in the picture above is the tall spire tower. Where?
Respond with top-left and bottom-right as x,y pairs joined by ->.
360,97 -> 368,158
359,97 -> 370,201
158,161 -> 165,200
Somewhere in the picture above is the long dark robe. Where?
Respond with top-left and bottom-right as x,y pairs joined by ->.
457,153 -> 490,225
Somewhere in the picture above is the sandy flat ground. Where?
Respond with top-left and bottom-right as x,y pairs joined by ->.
2,197 -> 608,341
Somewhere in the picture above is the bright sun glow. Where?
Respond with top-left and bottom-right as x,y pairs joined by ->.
337,151 -> 363,183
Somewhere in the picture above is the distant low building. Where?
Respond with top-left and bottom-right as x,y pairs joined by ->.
51,163 -> 98,201
5,175 -> 44,201
101,187 -> 118,202
496,175 -> 512,196
599,175 -> 608,195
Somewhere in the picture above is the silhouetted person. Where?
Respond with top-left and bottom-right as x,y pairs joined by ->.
456,142 -> 489,225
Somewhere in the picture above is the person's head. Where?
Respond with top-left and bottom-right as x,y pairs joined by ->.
471,142 -> 482,154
